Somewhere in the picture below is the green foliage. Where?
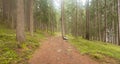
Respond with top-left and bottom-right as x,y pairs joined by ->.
0,49 -> 18,64
69,37 -> 120,60
34,0 -> 57,32
0,26 -> 45,64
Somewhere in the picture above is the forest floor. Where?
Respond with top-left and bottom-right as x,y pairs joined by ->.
29,36 -> 98,64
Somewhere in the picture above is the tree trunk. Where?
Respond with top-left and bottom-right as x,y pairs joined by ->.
118,0 -> 120,45
30,0 -> 34,36
85,0 -> 90,40
75,0 -> 78,37
16,0 -> 25,42
61,0 -> 65,38
105,0 -> 107,42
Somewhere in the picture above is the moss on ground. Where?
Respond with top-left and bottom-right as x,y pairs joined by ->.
69,36 -> 120,62
0,25 -> 45,64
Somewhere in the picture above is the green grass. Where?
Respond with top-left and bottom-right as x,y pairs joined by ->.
69,37 -> 120,60
0,25 -> 45,64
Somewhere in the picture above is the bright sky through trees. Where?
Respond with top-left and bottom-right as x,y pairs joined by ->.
81,0 -> 86,5
53,0 -> 61,9
53,0 -> 87,10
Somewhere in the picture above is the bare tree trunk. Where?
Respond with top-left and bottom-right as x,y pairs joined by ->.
16,0 -> 25,43
118,0 -> 120,45
75,0 -> 78,37
30,0 -> 34,36
105,0 -> 107,42
61,0 -> 65,38
85,0 -> 90,40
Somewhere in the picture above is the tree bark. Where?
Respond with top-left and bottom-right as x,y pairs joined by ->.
85,0 -> 90,40
30,0 -> 34,36
16,0 -> 25,42
118,0 -> 120,45
61,0 -> 65,38
105,0 -> 107,42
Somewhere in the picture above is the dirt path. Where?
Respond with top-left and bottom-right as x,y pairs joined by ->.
29,36 -> 98,64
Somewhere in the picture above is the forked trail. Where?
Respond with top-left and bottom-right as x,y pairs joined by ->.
29,37 -> 98,64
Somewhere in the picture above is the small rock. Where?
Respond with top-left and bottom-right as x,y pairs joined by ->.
57,49 -> 62,52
